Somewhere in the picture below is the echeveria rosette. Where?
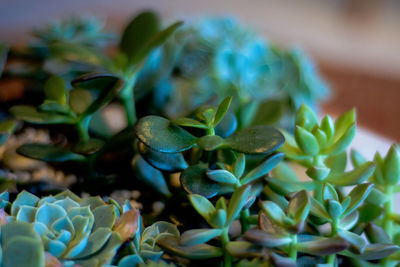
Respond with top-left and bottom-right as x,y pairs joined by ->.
6,190 -> 123,267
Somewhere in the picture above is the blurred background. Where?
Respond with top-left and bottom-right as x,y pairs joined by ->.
1,0 -> 399,156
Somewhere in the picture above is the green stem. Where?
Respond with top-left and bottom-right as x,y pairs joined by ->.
240,209 -> 250,233
206,127 -> 215,135
327,220 -> 338,265
289,235 -> 298,261
76,116 -> 91,141
314,181 -> 324,203
120,75 -> 137,126
382,186 -> 394,267
221,228 -> 232,267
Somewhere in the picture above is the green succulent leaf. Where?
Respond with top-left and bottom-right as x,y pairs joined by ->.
188,194 -> 216,226
358,203 -> 382,223
310,197 -> 330,221
233,154 -> 246,178
295,104 -> 318,131
244,229 -> 291,247
3,236 -> 44,267
323,123 -> 356,155
181,163 -> 220,198
339,243 -> 399,260
212,96 -> 232,127
342,183 -> 374,217
240,153 -> 284,185
338,230 -> 366,254
44,75 -> 67,105
259,201 -> 286,226
197,135 -> 225,151
69,88 -> 93,115
297,237 -> 348,256
287,190 -> 310,224
207,169 -> 239,185
137,141 -> 188,172
294,126 -> 319,156
10,105 -> 74,124
333,108 -> 356,142
132,155 -> 170,196
320,115 -> 334,141
17,143 -> 86,162
225,125 -> 284,154
157,236 -> 223,259
180,229 -> 222,246
226,184 -> 252,226
322,184 -> 339,202
364,223 -> 391,244
325,162 -> 375,186
172,117 -> 208,129
350,149 -> 367,168
383,144 -> 400,185
226,241 -> 263,258
135,116 -> 197,153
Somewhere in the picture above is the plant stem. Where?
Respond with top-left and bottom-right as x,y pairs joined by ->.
221,228 -> 232,267
120,75 -> 137,126
382,185 -> 394,267
289,235 -> 298,261
77,116 -> 91,141
240,209 -> 250,233
206,127 -> 215,135
327,220 -> 338,265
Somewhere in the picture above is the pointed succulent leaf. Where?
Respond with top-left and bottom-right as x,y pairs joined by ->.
11,190 -> 40,216
258,212 -> 287,235
137,141 -> 188,172
325,162 -> 375,186
213,96 -> 232,127
364,223 -> 391,244
351,149 -> 367,168
383,144 -> 400,185
323,123 -> 356,155
225,125 -> 284,154
17,143 -> 86,162
132,155 -> 170,196
244,229 -> 291,247
233,154 -> 246,178
321,115 -> 334,141
343,183 -> 374,217
333,108 -> 356,142
226,184 -> 252,226
325,151 -> 347,174
294,126 -> 319,156
259,201 -> 286,225
188,194 -> 216,226
215,111 -> 237,138
338,230 -> 366,254
207,169 -> 239,185
180,229 -> 222,246
313,128 -> 328,149
172,117 -> 208,129
209,209 -> 227,229
241,153 -> 284,184
297,237 -> 349,256
323,184 -> 339,201
3,236 -> 44,267
295,104 -> 318,131
287,190 -> 310,224
339,211 -> 359,231
306,166 -> 330,181
157,236 -> 223,259
135,116 -> 197,153
339,243 -> 399,260
310,197 -> 330,221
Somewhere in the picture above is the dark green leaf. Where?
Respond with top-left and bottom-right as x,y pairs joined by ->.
383,144 -> 400,185
132,155 -> 170,196
197,135 -> 225,151
338,230 -> 366,254
17,143 -> 86,162
135,116 -> 197,153
72,138 -> 104,155
241,153 -> 284,185
180,229 -> 222,246
10,105 -> 74,124
207,169 -> 239,185
137,141 -> 188,172
225,125 -> 284,154
157,236 -> 223,259
69,89 -> 93,114
44,75 -> 66,105
233,154 -> 246,178
181,164 -> 220,198
365,223 -> 391,244
120,11 -> 160,64
287,190 -> 310,224
39,101 -> 70,115
226,241 -> 264,258
358,203 -> 382,223
251,100 -> 283,126
188,194 -> 216,226
212,96 -> 232,127
343,183 -> 374,217
226,184 -> 252,226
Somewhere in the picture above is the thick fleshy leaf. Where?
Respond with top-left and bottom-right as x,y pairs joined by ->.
209,209 -> 227,229
215,111 -> 237,138
181,164 -> 220,198
226,241 -> 264,258
10,105 -> 74,124
113,209 -> 140,241
338,230 -> 366,254
157,236 -> 223,259
44,75 -> 67,105
358,203 -> 382,223
310,197 -> 330,221
364,223 -> 391,244
339,243 -> 399,260
197,135 -> 225,151
297,237 -> 348,256
69,89 -> 93,115
244,229 -> 291,247
233,154 -> 246,178
135,115 -> 197,153
207,169 -> 239,185
180,229 -> 222,246
17,143 -> 86,162
241,153 -> 284,185
259,201 -> 286,225
226,184 -> 252,226
225,125 -> 284,154
325,152 -> 347,174
295,104 -> 318,131
342,183 -> 374,217
188,194 -> 216,226
258,212 -> 287,235
294,126 -> 319,156
75,227 -> 112,258
351,149 -> 367,168
120,11 -> 160,64
172,117 -> 208,129
383,144 -> 400,185
323,123 -> 356,155
213,96 -> 232,127
287,190 -> 310,224
72,138 -> 104,155
339,211 -> 359,231
3,236 -> 44,267
320,115 -> 334,141
333,108 -> 356,142
325,162 -> 375,186
117,255 -> 142,267
71,73 -> 124,117
132,155 -> 170,196
323,183 -> 339,201
137,141 -> 187,172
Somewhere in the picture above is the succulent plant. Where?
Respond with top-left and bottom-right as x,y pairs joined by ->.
2,190 -> 122,266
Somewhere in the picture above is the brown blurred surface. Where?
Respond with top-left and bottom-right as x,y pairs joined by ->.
319,61 -> 400,142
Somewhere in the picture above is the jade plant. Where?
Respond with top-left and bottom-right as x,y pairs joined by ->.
0,9 -> 399,267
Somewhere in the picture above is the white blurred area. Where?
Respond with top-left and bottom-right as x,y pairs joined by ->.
1,0 -> 399,158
